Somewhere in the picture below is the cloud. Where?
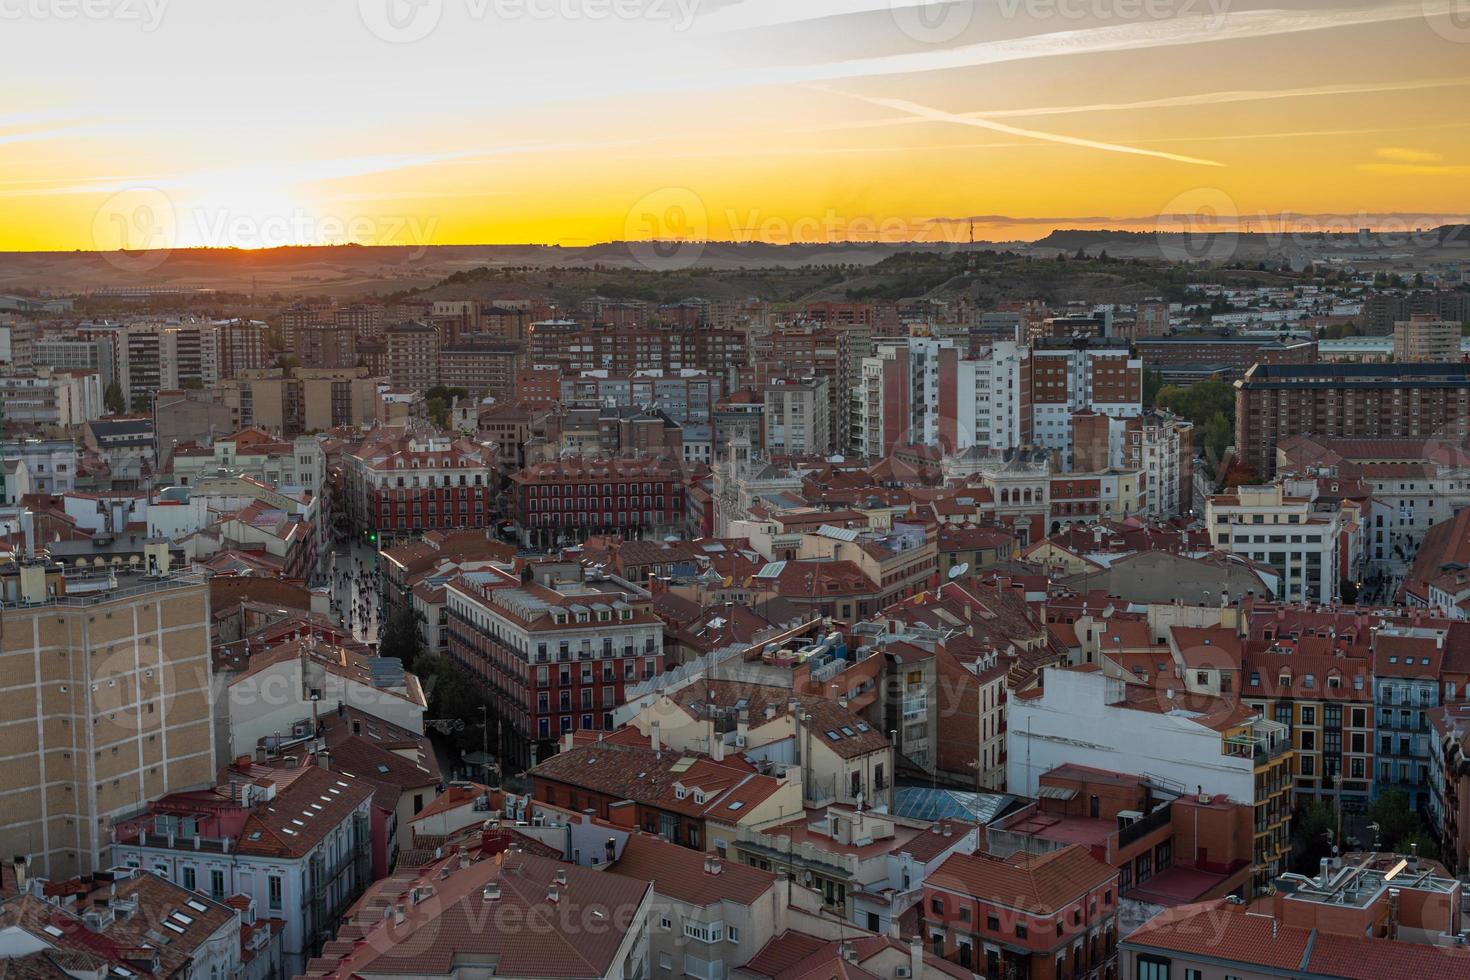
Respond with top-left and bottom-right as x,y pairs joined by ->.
727,1 -> 1455,89
1375,147 -> 1445,163
835,91 -> 1224,166
1358,162 -> 1470,177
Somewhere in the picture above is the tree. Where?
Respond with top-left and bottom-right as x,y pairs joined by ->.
1142,369 -> 1166,409
1366,790 -> 1421,851
378,604 -> 426,674
104,381 -> 125,415
416,653 -> 489,754
1290,800 -> 1339,873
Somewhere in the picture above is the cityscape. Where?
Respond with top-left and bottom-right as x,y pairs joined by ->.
5,2 -> 1470,980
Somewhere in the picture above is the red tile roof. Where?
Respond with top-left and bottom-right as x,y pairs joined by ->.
927,844 -> 1117,915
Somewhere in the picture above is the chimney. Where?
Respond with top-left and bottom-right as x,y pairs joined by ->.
651,721 -> 661,758
547,883 -> 560,904
12,857 -> 26,893
704,856 -> 722,875
316,749 -> 331,770
909,936 -> 923,979
459,847 -> 470,870
553,868 -> 568,886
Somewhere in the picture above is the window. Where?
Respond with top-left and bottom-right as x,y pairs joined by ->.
181,866 -> 196,891
209,869 -> 225,900
267,874 -> 283,913
1137,957 -> 1170,980
683,921 -> 723,943
1186,971 -> 1202,980
987,913 -> 1000,930
931,897 -> 944,914
727,926 -> 740,943
1015,923 -> 1028,939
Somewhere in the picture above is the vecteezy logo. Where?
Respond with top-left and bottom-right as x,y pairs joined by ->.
359,0 -> 443,43
1425,0 -> 1470,43
890,0 -> 973,45
93,187 -> 176,274
624,187 -> 708,271
1155,187 -> 1239,265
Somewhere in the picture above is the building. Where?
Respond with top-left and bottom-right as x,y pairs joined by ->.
921,844 -> 1118,980
293,849 -> 653,980
0,553 -> 215,879
110,762 -> 374,976
1371,624 -> 1470,812
1205,482 -> 1347,603
335,302 -> 385,338
341,430 -> 494,545
1234,362 -> 1470,478
214,318 -> 270,378
0,369 -> 105,427
937,341 -> 1032,456
1393,314 -> 1461,363
560,370 -> 722,425
1135,335 -> 1317,382
1030,338 -> 1142,470
1007,666 -> 1293,894
33,335 -> 116,387
1119,863 -> 1470,980
294,323 -> 359,369
0,866 -> 251,980
438,338 -> 525,401
1124,410 -> 1193,518
1428,702 -> 1470,873
762,376 -> 831,456
445,562 -> 663,768
510,456 -> 687,549
385,321 -> 441,389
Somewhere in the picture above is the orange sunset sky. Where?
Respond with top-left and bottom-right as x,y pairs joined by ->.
3,0 -> 1470,251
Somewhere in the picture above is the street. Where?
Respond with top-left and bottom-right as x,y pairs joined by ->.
326,540 -> 383,647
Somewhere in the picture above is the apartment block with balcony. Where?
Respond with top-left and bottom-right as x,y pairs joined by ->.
1206,481 -> 1346,603
1371,624 -> 1470,812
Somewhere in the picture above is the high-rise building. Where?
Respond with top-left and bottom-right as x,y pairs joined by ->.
294,323 -> 359,369
384,321 -> 441,389
1030,338 -> 1143,468
1393,314 -> 1460,363
0,551 -> 216,878
762,376 -> 831,455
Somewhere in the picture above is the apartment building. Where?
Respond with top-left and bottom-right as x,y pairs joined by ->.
438,338 -> 525,400
385,320 -> 441,388
937,340 -> 1032,455
510,456 -> 686,549
1393,314 -> 1461,363
762,376 -> 831,455
1235,363 -> 1470,477
214,318 -> 270,378
0,553 -> 216,878
1206,482 -> 1347,603
32,335 -> 116,387
1030,338 -> 1143,469
528,322 -> 745,380
111,762 -> 374,977
1008,666 -> 1293,894
560,370 -> 722,424
922,845 -> 1118,980
341,430 -> 494,545
335,301 -> 385,338
1124,410 -> 1194,518
0,369 -> 105,427
294,323 -> 359,368
1135,335 -> 1317,382
1372,624 -> 1470,812
1240,640 -> 1376,809
445,562 -> 663,768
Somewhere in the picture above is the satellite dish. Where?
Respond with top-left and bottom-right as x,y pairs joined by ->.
948,563 -> 970,580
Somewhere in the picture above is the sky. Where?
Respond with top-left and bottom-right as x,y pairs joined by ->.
2,0 -> 1470,250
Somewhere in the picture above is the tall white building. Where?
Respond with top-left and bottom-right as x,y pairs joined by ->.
1030,338 -> 1143,468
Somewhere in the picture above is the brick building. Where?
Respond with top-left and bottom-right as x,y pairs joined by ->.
444,562 -> 662,767
295,323 -> 359,368
342,430 -> 494,545
1235,363 -> 1470,477
438,338 -> 525,400
922,845 -> 1118,979
510,455 -> 686,549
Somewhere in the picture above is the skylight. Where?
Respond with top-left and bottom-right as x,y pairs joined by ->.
163,921 -> 187,934
825,730 -> 841,741
186,901 -> 208,913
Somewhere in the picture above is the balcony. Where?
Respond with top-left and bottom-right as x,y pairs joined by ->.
902,697 -> 928,720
